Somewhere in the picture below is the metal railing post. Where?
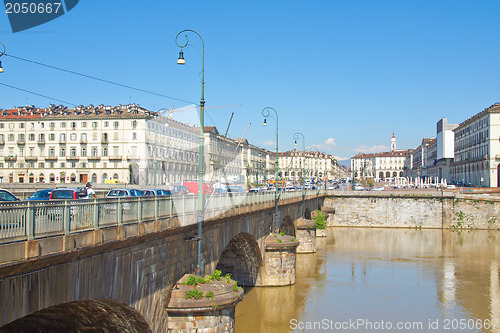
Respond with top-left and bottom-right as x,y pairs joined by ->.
117,198 -> 123,225
63,200 -> 71,234
92,198 -> 99,229
137,197 -> 143,222
155,196 -> 159,221
26,201 -> 35,240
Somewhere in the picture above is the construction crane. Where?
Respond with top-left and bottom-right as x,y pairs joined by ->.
157,104 -> 242,119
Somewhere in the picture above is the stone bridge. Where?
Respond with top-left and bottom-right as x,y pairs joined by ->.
0,193 -> 324,332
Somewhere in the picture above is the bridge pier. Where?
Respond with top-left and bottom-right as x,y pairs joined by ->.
295,218 -> 317,253
260,233 -> 299,286
166,274 -> 244,333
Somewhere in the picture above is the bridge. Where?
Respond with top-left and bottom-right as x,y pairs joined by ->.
0,190 -> 325,332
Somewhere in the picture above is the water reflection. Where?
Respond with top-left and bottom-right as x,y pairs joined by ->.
236,228 -> 500,332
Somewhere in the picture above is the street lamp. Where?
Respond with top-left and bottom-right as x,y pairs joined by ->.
175,29 -> 205,275
0,42 -> 5,73
310,146 -> 322,209
294,132 -> 306,217
262,107 -> 279,231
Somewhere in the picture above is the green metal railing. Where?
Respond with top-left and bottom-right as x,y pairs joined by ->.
0,189 -> 325,243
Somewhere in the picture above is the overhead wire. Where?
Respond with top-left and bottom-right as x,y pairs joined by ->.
0,82 -> 77,106
4,53 -> 197,105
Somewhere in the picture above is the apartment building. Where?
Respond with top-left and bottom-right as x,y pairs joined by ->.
451,103 -> 500,187
279,149 -> 347,182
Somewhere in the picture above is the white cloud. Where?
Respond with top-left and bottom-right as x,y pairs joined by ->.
262,140 -> 275,146
354,145 -> 388,153
312,138 -> 337,151
333,156 -> 350,161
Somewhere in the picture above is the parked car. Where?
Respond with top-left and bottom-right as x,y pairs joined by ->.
248,188 -> 260,193
49,188 -> 83,200
372,186 -> 385,191
226,186 -> 244,193
154,189 -> 172,196
172,185 -> 190,195
138,189 -> 156,196
105,189 -> 143,197
446,185 -> 456,189
25,189 -> 53,201
354,185 -> 366,191
0,189 -> 20,202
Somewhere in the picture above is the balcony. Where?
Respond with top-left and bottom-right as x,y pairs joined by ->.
59,138 -> 66,144
109,156 -> 123,160
127,156 -> 140,160
4,155 -> 17,161
37,138 -> 46,145
101,138 -> 109,144
67,156 -> 79,160
17,139 -> 25,145
80,138 -> 87,144
88,155 -> 101,160
25,156 -> 38,161
45,156 -> 58,161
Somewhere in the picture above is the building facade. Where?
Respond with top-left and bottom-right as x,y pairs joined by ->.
0,104 -> 200,185
451,103 -> 500,187
351,135 -> 409,181
278,149 -> 347,182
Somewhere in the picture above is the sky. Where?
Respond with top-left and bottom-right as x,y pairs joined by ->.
1,1 -> 500,165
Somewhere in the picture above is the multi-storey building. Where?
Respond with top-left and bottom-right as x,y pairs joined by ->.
406,138 -> 434,179
451,103 -> 500,187
278,149 -> 347,182
236,139 -> 274,186
0,104 -> 199,185
351,134 -> 410,181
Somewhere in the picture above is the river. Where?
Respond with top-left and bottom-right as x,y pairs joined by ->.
235,228 -> 500,332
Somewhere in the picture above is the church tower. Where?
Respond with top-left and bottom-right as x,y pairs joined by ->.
390,133 -> 396,152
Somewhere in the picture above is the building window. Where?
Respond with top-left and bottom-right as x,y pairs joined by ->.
132,120 -> 137,129
19,123 -> 24,129
38,162 -> 44,168
104,121 -> 109,128
81,148 -> 87,156
49,148 -> 55,156
8,134 -> 14,141
70,148 -> 76,156
29,134 -> 35,141
71,122 -> 76,129
114,121 -> 119,129
102,147 -> 108,157
60,148 -> 65,157
61,122 -> 66,128
49,134 -> 55,141
91,147 -> 98,157
49,122 -> 55,129
92,122 -> 98,129
82,122 -> 87,128
132,132 -> 137,140
60,162 -> 65,168
70,133 -> 77,141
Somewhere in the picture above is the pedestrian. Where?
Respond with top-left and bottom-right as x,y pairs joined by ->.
83,182 -> 97,199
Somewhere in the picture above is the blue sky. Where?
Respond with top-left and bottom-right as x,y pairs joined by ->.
1,1 -> 500,164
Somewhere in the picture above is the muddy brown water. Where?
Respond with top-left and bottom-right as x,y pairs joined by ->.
236,228 -> 500,332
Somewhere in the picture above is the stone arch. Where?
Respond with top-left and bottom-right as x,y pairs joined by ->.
386,171 -> 391,178
379,171 -> 384,178
215,232 -> 263,287
399,171 -> 404,177
392,171 -> 397,177
279,215 -> 295,237
0,299 -> 151,332
305,207 -> 311,219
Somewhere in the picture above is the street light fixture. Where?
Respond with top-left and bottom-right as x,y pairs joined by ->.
310,146 -> 322,209
175,29 -> 205,275
293,132 -> 306,217
261,107 -> 279,232
0,42 -> 5,73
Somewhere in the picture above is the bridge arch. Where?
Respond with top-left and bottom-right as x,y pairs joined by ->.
305,207 -> 312,219
279,215 -> 295,237
215,232 -> 263,287
0,299 -> 151,333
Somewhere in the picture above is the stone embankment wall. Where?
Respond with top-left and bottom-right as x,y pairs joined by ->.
323,194 -> 500,229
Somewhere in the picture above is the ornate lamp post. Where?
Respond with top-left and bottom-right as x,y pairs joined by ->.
175,29 -> 205,275
262,107 -> 279,231
0,42 -> 4,73
310,146 -> 322,209
294,132 -> 306,217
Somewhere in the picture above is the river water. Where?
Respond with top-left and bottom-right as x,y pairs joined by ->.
235,228 -> 500,332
